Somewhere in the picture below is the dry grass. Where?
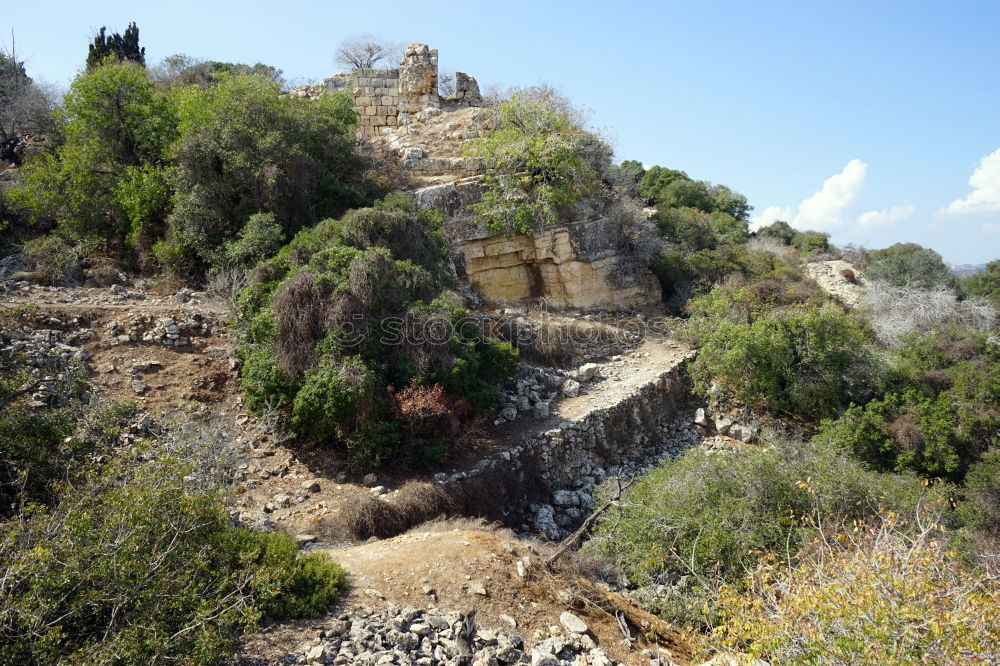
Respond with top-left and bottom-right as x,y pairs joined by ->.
334,460 -> 548,541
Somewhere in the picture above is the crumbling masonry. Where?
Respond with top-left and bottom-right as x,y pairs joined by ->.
286,43 -> 482,136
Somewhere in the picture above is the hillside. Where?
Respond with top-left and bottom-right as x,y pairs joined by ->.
1,32 -> 999,666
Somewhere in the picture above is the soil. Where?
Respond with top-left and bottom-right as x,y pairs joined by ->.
241,521 -> 691,665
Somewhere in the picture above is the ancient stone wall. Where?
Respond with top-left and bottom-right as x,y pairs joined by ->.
442,357 -> 696,539
286,43 -> 482,137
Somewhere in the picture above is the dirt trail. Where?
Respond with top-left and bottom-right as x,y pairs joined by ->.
555,338 -> 693,422
312,524 -> 689,665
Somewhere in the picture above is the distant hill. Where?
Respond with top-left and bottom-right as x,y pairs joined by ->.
949,263 -> 987,277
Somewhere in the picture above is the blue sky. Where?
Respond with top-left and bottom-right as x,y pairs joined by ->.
6,1 -> 1000,263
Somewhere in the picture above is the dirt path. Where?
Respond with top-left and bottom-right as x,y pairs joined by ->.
556,338 -> 693,421
312,523 -> 689,665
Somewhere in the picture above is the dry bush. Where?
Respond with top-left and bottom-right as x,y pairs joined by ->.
83,264 -> 125,287
864,282 -> 998,345
404,515 -> 512,537
335,482 -> 455,540
393,481 -> 456,527
387,309 -> 455,377
745,235 -> 787,255
204,265 -> 248,307
887,413 -> 923,453
272,270 -> 330,376
335,459 -> 547,541
839,267 -> 856,283
338,492 -> 407,540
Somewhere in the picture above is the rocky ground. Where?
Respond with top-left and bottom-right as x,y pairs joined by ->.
243,522 -> 688,665
805,260 -> 867,307
3,277 -> 762,664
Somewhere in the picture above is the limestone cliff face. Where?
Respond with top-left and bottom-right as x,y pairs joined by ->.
462,229 -> 660,310
416,180 -> 661,311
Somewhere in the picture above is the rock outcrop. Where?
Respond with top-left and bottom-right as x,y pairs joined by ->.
463,228 -> 660,310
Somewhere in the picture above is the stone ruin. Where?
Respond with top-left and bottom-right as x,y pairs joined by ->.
289,42 -> 661,312
286,42 -> 482,136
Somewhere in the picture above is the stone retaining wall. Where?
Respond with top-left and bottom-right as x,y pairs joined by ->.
442,357 -> 694,537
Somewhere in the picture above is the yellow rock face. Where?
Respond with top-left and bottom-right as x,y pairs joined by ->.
462,229 -> 661,310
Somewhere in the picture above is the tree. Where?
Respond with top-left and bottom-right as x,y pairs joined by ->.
334,34 -> 402,70
86,23 -> 146,70
158,72 -> 360,277
8,63 -> 175,257
638,165 -> 689,203
963,260 -> 1000,307
0,43 -> 56,164
151,54 -> 284,90
756,220 -> 796,245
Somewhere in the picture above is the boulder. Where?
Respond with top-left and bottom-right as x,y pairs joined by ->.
562,380 -> 581,398
559,611 -> 588,635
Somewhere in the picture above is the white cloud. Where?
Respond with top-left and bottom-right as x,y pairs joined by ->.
754,160 -> 919,233
984,222 -> 1000,234
791,159 -> 868,231
943,148 -> 1000,215
858,203 -> 915,228
749,205 -> 793,231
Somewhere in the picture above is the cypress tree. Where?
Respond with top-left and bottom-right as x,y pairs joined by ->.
86,22 -> 146,70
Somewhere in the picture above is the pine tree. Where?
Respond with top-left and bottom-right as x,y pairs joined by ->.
86,22 -> 146,70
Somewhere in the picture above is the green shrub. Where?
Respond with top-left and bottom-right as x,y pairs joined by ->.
815,392 -> 968,479
962,260 -> 1000,306
292,355 -> 375,441
224,212 -> 285,268
467,88 -> 607,234
652,244 -> 798,306
585,439 -> 926,626
865,242 -> 956,289
236,195 -> 518,467
0,452 -> 346,665
817,326 -> 1000,480
957,450 -> 1000,540
790,229 -> 830,254
690,304 -> 879,418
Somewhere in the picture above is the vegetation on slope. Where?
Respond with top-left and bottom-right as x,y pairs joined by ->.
235,194 -> 518,468
0,327 -> 347,664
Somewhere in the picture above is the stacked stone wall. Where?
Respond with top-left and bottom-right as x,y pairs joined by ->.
441,357 -> 696,538
286,43 -> 482,137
